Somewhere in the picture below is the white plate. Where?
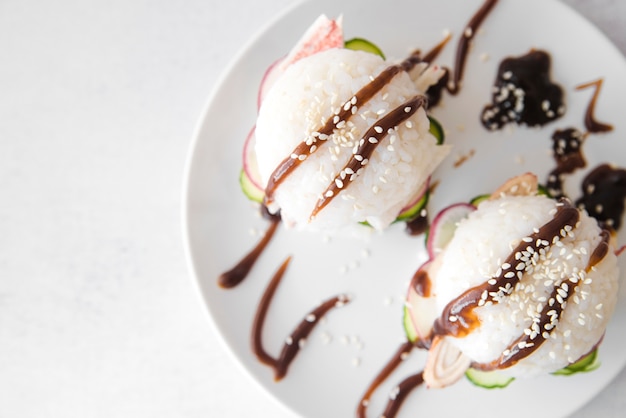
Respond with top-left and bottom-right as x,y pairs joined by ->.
183,0 -> 626,417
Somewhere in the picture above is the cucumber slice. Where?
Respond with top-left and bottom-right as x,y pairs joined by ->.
403,305 -> 419,343
553,349 -> 600,376
239,169 -> 264,203
465,368 -> 515,389
396,189 -> 429,222
344,37 -> 385,59
537,183 -> 552,198
469,194 -> 490,207
428,116 -> 445,145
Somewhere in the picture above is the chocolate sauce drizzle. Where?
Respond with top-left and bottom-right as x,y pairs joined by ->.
481,50 -> 565,130
252,256 -> 350,381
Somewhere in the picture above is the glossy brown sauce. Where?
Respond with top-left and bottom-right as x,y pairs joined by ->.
251,256 -> 350,381
576,164 -> 626,230
405,211 -> 429,236
576,78 -> 614,133
448,0 -> 499,95
545,128 -> 587,199
411,267 -> 432,298
356,341 -> 416,418
218,207 -> 281,288
380,372 -> 425,418
481,50 -> 565,130
425,0 -> 498,104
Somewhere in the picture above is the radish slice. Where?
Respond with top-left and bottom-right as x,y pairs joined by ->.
404,258 -> 440,342
426,203 -> 476,258
423,336 -> 471,388
242,126 -> 264,195
257,57 -> 285,110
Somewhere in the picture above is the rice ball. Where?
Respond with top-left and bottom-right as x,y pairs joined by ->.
255,48 -> 450,232
434,194 -> 619,377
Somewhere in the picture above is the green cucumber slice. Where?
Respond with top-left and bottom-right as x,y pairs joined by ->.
465,368 -> 515,389
469,194 -> 490,207
402,305 -> 419,343
553,349 -> 600,376
239,168 -> 264,203
344,37 -> 385,59
396,189 -> 429,222
428,116 -> 445,145
537,183 -> 552,198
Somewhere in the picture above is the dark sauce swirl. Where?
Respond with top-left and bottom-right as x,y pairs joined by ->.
576,164 -> 626,230
356,341 -> 416,418
481,50 -> 565,130
576,78 -> 614,134
218,207 -> 281,288
545,128 -> 587,199
252,256 -> 350,381
448,0 -> 499,95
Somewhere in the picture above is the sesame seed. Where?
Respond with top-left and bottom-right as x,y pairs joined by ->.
374,126 -> 383,134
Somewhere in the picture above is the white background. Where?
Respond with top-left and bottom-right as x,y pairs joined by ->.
1,0 -> 625,417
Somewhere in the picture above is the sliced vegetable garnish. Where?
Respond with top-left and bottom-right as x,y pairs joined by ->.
344,37 -> 386,59
469,194 -> 490,207
402,305 -> 419,343
426,203 -> 476,258
428,116 -> 445,145
553,349 -> 600,376
239,169 -> 264,203
465,368 -> 515,389
396,180 -> 430,222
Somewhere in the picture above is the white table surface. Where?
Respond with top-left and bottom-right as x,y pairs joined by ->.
1,0 -> 625,417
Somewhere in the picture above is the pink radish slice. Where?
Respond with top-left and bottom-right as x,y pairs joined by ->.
404,259 -> 440,342
242,126 -> 264,193
426,203 -> 476,259
257,57 -> 284,110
